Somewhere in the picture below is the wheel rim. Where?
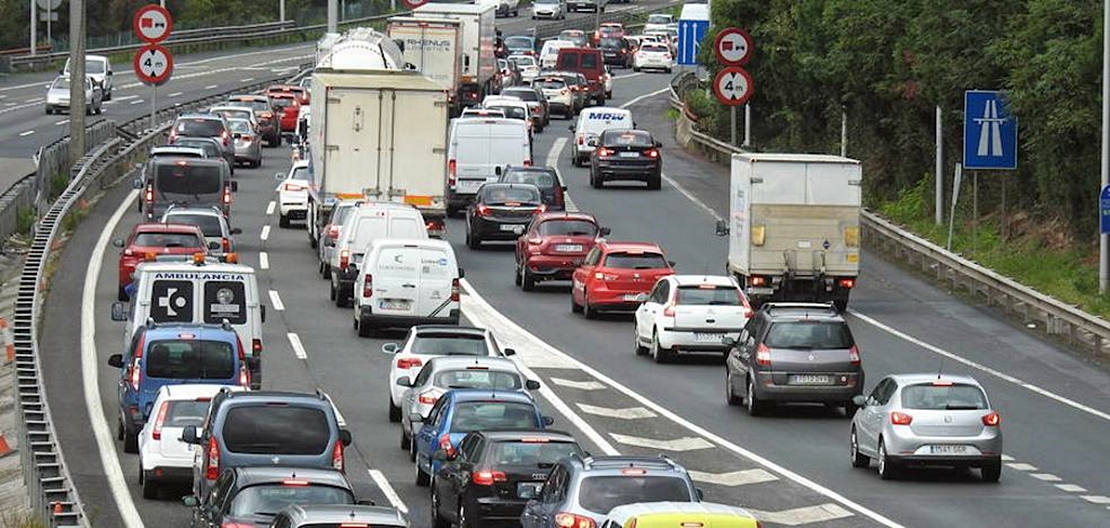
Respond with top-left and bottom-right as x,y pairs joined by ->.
651,332 -> 659,358
878,442 -> 887,475
850,429 -> 858,461
747,378 -> 755,412
458,503 -> 466,528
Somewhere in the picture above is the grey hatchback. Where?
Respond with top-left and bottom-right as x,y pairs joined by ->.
724,302 -> 863,416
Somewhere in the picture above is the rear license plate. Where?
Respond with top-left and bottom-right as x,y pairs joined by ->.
694,333 -> 723,343
789,374 -> 833,385
930,445 -> 969,454
457,179 -> 483,192
623,293 -> 646,302
379,299 -> 412,310
517,482 -> 543,498
555,244 -> 583,252
500,224 -> 521,231
618,151 -> 639,158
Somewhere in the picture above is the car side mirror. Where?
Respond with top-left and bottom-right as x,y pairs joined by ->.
526,380 -> 541,390
381,343 -> 400,355
274,172 -> 285,181
495,166 -> 503,176
409,412 -> 424,424
230,227 -> 242,235
696,488 -> 704,501
182,495 -> 199,507
668,260 -> 676,268
715,219 -> 730,236
599,226 -> 611,237
208,241 -> 221,250
229,181 -> 239,192
852,395 -> 868,408
107,354 -> 124,368
180,425 -> 199,445
396,376 -> 412,387
260,304 -> 266,323
112,238 -> 125,248
568,125 -> 575,132
132,178 -> 143,190
542,416 -> 555,426
432,448 -> 453,462
655,140 -> 663,148
503,348 -> 516,357
339,429 -> 352,446
458,268 -> 465,279
107,70 -> 114,76
110,302 -> 127,321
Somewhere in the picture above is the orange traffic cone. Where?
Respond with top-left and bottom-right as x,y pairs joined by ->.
0,432 -> 10,457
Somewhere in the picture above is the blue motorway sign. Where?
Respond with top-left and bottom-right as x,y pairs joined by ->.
963,90 -> 1018,170
677,18 -> 709,66
1101,185 -> 1110,235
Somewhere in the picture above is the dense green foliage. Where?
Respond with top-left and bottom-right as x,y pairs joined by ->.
695,0 -> 1102,237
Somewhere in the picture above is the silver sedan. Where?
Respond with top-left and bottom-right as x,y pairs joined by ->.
849,373 -> 1002,481
227,118 -> 262,168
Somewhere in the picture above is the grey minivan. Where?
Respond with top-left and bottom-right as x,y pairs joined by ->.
138,157 -> 236,221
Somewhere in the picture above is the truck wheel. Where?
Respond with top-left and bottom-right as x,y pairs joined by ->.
279,214 -> 290,228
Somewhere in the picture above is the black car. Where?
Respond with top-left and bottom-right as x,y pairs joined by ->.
499,166 -> 566,210
466,183 -> 545,249
598,37 -> 633,68
186,466 -> 362,528
169,113 -> 236,172
430,430 -> 585,528
589,129 -> 663,189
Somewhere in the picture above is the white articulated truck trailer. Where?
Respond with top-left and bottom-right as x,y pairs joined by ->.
715,153 -> 862,311
412,2 -> 497,113
307,28 -> 451,243
386,17 -> 464,114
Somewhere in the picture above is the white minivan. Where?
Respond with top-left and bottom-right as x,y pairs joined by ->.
329,202 -> 430,306
352,238 -> 462,336
446,117 -> 532,215
570,106 -> 633,166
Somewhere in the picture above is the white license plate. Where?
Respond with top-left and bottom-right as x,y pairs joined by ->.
790,374 -> 832,385
500,224 -> 521,231
930,445 -> 969,454
618,151 -> 639,158
458,179 -> 484,192
555,244 -> 583,252
379,299 -> 412,310
623,293 -> 646,302
694,333 -> 723,343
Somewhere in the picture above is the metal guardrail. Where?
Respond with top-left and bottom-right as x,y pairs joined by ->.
667,72 -> 1110,357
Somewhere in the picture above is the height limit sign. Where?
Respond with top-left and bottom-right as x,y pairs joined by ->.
133,4 -> 174,86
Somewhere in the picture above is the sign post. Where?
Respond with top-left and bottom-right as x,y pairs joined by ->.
961,90 -> 1017,255
133,4 -> 174,130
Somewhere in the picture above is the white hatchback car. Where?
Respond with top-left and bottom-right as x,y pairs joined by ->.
633,42 -> 674,73
508,54 -> 541,84
137,384 -> 246,499
275,160 -> 311,228
633,275 -> 753,363
381,324 -> 514,423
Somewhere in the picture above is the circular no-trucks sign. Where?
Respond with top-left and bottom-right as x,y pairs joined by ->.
133,4 -> 174,43
133,44 -> 174,86
401,0 -> 429,9
714,27 -> 754,66
713,66 -> 754,106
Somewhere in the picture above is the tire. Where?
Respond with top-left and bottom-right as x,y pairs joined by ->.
118,286 -> 129,302
521,266 -> 536,291
430,486 -> 450,528
651,330 -> 670,363
583,292 -> 597,319
571,290 -> 583,314
409,432 -> 417,462
633,66 -> 641,72
725,370 -> 741,405
323,264 -> 332,279
877,439 -> 897,480
634,328 -> 648,356
400,426 -> 410,450
981,460 -> 1002,482
746,376 -> 767,417
666,67 -> 673,74
141,469 -> 158,500
45,107 -> 52,115
647,176 -> 661,190
279,214 -> 291,228
329,277 -> 337,300
843,400 -> 859,418
415,459 -> 430,487
117,418 -> 124,441
467,230 -> 481,250
850,427 -> 870,468
514,261 -> 523,286
356,315 -> 372,337
123,430 -> 138,454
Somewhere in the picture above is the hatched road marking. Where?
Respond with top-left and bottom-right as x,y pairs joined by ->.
575,403 -> 656,419
689,469 -> 779,487
369,470 -> 409,514
549,377 -> 606,390
609,433 -> 715,452
746,504 -> 854,526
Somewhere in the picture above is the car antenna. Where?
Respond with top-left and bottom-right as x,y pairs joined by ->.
936,358 -> 945,380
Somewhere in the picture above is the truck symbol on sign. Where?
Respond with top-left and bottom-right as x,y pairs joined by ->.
141,17 -> 165,29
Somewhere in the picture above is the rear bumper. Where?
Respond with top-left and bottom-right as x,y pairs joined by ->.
594,161 -> 661,180
143,466 -> 193,484
585,286 -> 648,310
472,219 -> 531,241
752,372 -> 862,403
657,327 -> 744,351
472,496 -> 528,524
525,255 -> 585,279
359,306 -> 460,328
447,189 -> 477,210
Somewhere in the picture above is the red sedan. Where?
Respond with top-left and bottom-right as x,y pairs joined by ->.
114,222 -> 208,301
571,241 -> 675,318
515,212 -> 609,291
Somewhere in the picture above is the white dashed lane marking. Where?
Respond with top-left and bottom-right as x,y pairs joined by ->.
259,252 -> 269,270
368,470 -> 409,514
204,84 -> 219,90
1006,463 -> 1038,471
1057,483 -> 1088,493
260,225 -> 271,241
18,130 -> 34,137
287,333 -> 307,359
168,91 -> 184,98
266,200 -> 276,216
130,99 -> 145,105
268,290 -> 285,311
1031,473 -> 1062,482
1081,495 -> 1110,505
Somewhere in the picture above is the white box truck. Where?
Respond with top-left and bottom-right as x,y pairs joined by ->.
715,153 -> 862,311
412,2 -> 497,112
386,17 -> 465,114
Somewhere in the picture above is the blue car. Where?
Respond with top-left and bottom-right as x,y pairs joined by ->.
412,389 -> 553,486
107,321 -> 251,453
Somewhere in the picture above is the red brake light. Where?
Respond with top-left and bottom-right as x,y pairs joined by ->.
598,148 -> 614,157
221,237 -> 230,253
397,357 -> 423,369
418,392 -> 439,405
339,249 -> 350,270
838,278 -> 856,289
472,469 -> 508,486
645,149 -> 660,158
438,433 -> 456,458
890,411 -> 913,425
476,204 -> 491,217
448,159 -> 457,184
363,274 -> 373,298
555,513 -> 596,528
523,159 -> 532,167
238,365 -> 250,388
221,130 -> 230,146
750,276 -> 767,287
931,380 -> 953,386
982,411 -> 1001,427
206,436 -> 220,480
535,204 -> 547,214
144,184 -> 154,203
252,338 -> 262,356
755,343 -> 771,366
849,345 -> 861,366
222,186 -> 232,205
327,225 -> 340,239
451,278 -> 460,302
282,479 -> 309,487
333,440 -> 345,472
151,401 -> 169,440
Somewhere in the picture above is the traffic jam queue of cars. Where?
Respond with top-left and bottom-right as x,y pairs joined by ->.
97,8 -> 1004,528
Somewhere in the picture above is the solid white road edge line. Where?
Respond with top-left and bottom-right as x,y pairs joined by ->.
368,469 -> 409,514
620,87 -> 671,110
288,332 -> 308,359
266,200 -> 276,216
458,280 -> 903,528
82,188 -> 146,528
268,290 -> 285,311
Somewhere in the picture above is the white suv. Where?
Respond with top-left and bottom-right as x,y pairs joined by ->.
633,275 -> 754,363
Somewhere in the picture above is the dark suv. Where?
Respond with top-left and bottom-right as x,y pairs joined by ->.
520,455 -> 701,528
724,302 -> 863,416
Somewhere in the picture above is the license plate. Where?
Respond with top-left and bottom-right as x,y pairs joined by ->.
500,224 -> 521,231
379,299 -> 411,310
930,445 -> 968,454
623,293 -> 646,302
618,151 -> 639,158
517,482 -> 543,498
458,179 -> 483,191
790,374 -> 832,385
555,244 -> 583,252
694,333 -> 723,343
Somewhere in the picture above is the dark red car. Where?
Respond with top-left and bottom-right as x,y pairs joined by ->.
113,222 -> 208,301
515,212 -> 609,291
268,84 -> 309,105
571,241 -> 675,318
267,91 -> 301,132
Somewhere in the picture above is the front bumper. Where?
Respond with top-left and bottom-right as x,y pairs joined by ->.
533,8 -> 560,18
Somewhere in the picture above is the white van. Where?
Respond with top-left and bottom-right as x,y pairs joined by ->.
352,238 -> 462,335
446,117 -> 532,215
110,257 -> 266,389
539,39 -> 574,70
329,202 -> 430,306
570,106 -> 633,166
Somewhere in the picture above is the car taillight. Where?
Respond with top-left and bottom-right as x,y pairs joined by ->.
890,411 -> 913,425
418,392 -> 439,405
849,345 -> 861,366
448,159 -> 457,185
554,186 -> 565,206
560,89 -> 568,96
662,303 -> 675,317
838,278 -> 856,289
221,522 -> 255,528
151,401 -> 169,440
982,411 -> 1001,427
532,106 -> 542,115
593,272 -> 619,281
451,278 -> 460,302
577,135 -> 584,145
332,440 -> 345,472
252,338 -> 262,357
755,343 -> 771,366
221,238 -> 230,253
645,149 -> 660,158
523,159 -> 532,167
397,357 -> 423,369
363,274 -> 373,298
128,358 -> 142,392
240,135 -> 253,142
534,204 -> 547,214
476,204 -> 491,217
472,469 -> 507,486
749,276 -> 767,287
222,186 -> 232,205
438,433 -> 456,458
221,130 -> 230,146
555,512 -> 596,528
620,49 -> 627,54
284,183 -> 305,192
123,248 -> 133,257
144,184 -> 154,203
238,366 -> 250,388
339,249 -> 350,270
206,436 -> 220,480
598,148 -> 614,157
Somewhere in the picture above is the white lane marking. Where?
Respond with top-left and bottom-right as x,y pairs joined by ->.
82,188 -> 146,528
204,84 -> 219,90
549,377 -> 606,390
0,95 -> 5,99
1082,495 -> 1110,505
850,311 -> 1110,423
24,97 -> 42,103
1032,473 -> 1062,482
241,77 -> 255,82
460,283 -> 896,526
260,225 -> 271,241
18,130 -> 34,137
266,200 -> 276,216
610,433 -> 715,452
613,72 -> 646,80
746,504 -> 854,526
168,91 -> 183,98
112,95 -> 138,102
129,99 -> 144,105
259,252 -> 270,270
268,290 -> 285,311
369,470 -> 410,514
4,102 -> 15,106
54,119 -> 68,126
575,403 -> 656,419
619,87 -> 670,110
1057,483 -> 1088,493
1006,462 -> 1038,471
288,332 -> 308,359
1001,454 -> 1015,461
547,137 -> 567,167
689,469 -> 779,487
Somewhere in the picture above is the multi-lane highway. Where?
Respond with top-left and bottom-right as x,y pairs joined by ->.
27,4 -> 1110,528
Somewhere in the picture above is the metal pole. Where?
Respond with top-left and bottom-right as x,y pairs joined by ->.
1101,0 -> 1110,293
328,0 -> 338,33
840,107 -> 847,157
936,105 -> 944,225
46,9 -> 51,51
730,106 -> 736,146
973,170 -> 979,255
743,103 -> 752,147
30,0 -> 36,56
150,85 -> 157,131
341,0 -> 346,22
280,0 -> 286,23
947,163 -> 962,252
68,0 -> 86,167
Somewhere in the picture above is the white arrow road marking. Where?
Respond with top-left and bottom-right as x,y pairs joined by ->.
609,433 -> 714,452
1057,484 -> 1087,493
268,290 -> 285,311
288,332 -> 307,359
549,377 -> 606,391
575,403 -> 656,419
689,469 -> 778,487
259,252 -> 270,270
746,504 -> 853,526
369,470 -> 409,514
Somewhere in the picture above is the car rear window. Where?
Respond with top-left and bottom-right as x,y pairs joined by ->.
538,220 -> 597,237
434,369 -> 522,390
484,186 -> 541,204
451,401 -> 539,431
578,476 -> 691,513
506,36 -> 533,48
901,383 -> 988,410
642,44 -> 670,53
132,232 -> 203,248
764,321 -> 854,349
162,400 -> 209,428
604,130 -> 653,147
489,439 -> 581,466
226,120 -> 252,134
676,285 -> 743,306
228,484 -> 354,517
166,213 -> 222,237
271,97 -> 296,108
144,340 -> 235,379
229,99 -> 268,112
155,164 -> 223,194
535,79 -> 566,90
175,119 -> 224,137
503,170 -> 556,188
489,105 -> 527,120
504,89 -> 538,102
175,140 -> 221,157
603,252 -> 667,269
411,334 -> 489,356
223,405 -> 331,454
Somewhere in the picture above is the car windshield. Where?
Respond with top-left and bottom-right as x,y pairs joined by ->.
227,484 -> 354,517
535,79 -> 566,90
450,402 -> 538,432
603,252 -> 668,269
52,77 -> 70,90
411,334 -> 490,356
489,440 -> 582,466
483,186 -> 541,204
599,38 -> 624,48
144,340 -> 235,379
132,232 -> 202,248
290,166 -> 310,180
489,105 -> 527,120
175,119 -> 224,137
229,99 -> 269,112
271,97 -> 296,108
901,383 -> 989,410
227,120 -> 252,133
511,56 -> 536,67
676,285 -> 743,306
764,321 -> 854,349
165,213 -> 222,237
86,60 -> 106,74
223,405 -> 330,454
155,164 -> 223,194
434,369 -> 523,390
538,220 -> 597,237
604,131 -> 654,147
506,37 -> 533,49
503,170 -> 557,189
578,476 -> 691,514
161,400 -> 210,429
